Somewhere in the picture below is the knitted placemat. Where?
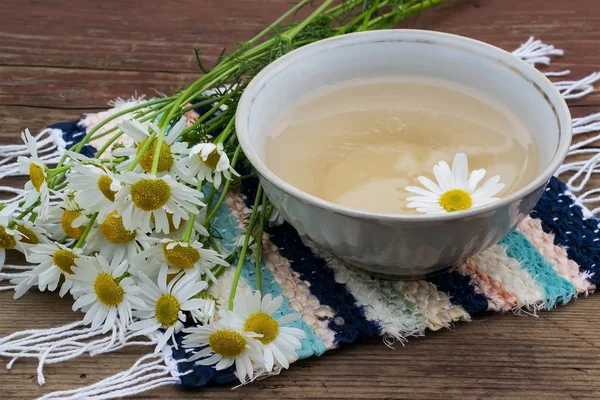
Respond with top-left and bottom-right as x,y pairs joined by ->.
1,38 -> 600,399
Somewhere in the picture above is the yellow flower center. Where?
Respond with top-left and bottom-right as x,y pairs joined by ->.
130,178 -> 171,211
162,243 -> 200,269
29,163 -> 45,192
244,312 -> 279,345
52,249 -> 77,274
209,330 -> 247,358
439,189 -> 473,213
0,226 -> 16,249
61,210 -> 85,239
97,175 -> 117,202
137,139 -> 173,173
201,149 -> 221,170
16,225 -> 39,245
155,294 -> 180,327
94,272 -> 124,306
100,211 -> 135,244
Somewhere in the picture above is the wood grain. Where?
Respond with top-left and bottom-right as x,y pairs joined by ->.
1,0 -> 600,399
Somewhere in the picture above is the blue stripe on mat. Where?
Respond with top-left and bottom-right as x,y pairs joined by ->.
531,177 -> 600,286
427,270 -> 488,316
500,230 -> 576,308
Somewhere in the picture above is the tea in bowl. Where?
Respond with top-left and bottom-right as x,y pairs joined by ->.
235,30 -> 571,279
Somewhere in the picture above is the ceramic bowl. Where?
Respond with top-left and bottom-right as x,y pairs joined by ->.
235,30 -> 571,279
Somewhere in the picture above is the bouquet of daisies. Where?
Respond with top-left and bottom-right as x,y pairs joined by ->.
0,0 -> 444,383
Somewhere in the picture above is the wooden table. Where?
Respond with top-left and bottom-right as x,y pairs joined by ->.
1,1 -> 600,398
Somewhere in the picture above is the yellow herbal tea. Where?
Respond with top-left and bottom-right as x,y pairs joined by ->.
265,76 -> 539,214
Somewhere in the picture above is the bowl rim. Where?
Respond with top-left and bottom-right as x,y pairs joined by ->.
235,29 -> 572,222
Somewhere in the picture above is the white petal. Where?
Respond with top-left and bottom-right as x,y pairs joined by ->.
451,153 -> 469,189
433,161 -> 453,191
468,169 -> 487,192
417,176 -> 442,195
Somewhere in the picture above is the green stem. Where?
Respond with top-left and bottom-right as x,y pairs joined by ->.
214,116 -> 235,144
285,0 -> 335,39
181,87 -> 241,136
254,193 -> 268,294
228,184 -> 262,311
74,213 -> 98,249
125,131 -> 157,172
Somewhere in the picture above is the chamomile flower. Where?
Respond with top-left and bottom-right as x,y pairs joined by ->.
67,163 -> 119,220
229,291 -> 305,371
71,255 -> 145,337
17,129 -> 51,219
110,172 -> 205,234
184,142 -> 239,189
190,292 -> 217,324
84,211 -> 147,268
43,194 -> 90,240
183,312 -> 264,383
0,204 -> 26,271
113,117 -> 190,178
134,238 -> 229,282
13,243 -> 82,298
12,219 -> 50,249
405,153 -> 505,214
128,266 -> 209,352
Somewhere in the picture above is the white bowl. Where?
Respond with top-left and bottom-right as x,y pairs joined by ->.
235,30 -> 571,279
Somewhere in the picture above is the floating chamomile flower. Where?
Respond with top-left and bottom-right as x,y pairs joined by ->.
405,153 -> 505,215
17,129 -> 51,219
67,163 -> 120,220
183,312 -> 264,383
229,291 -> 305,371
13,243 -> 82,298
84,211 -> 147,268
0,204 -> 26,271
110,172 -> 205,234
114,117 -> 190,179
71,255 -> 145,337
184,142 -> 239,189
128,266 -> 209,352
134,238 -> 228,282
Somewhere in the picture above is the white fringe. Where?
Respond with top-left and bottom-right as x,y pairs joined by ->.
37,344 -> 184,400
0,319 -> 157,386
510,38 -> 600,216
0,128 -> 66,179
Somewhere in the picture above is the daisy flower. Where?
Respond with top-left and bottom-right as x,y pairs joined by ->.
84,211 -> 147,268
190,292 -> 217,324
183,142 -> 239,189
17,129 -> 51,219
182,312 -> 264,383
42,194 -> 90,240
13,243 -> 82,298
405,153 -> 505,215
0,204 -> 26,271
134,238 -> 229,282
12,219 -> 50,249
71,255 -> 145,337
109,172 -> 205,234
67,163 -> 120,220
113,117 -> 190,178
229,291 -> 305,371
128,266 -> 209,352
